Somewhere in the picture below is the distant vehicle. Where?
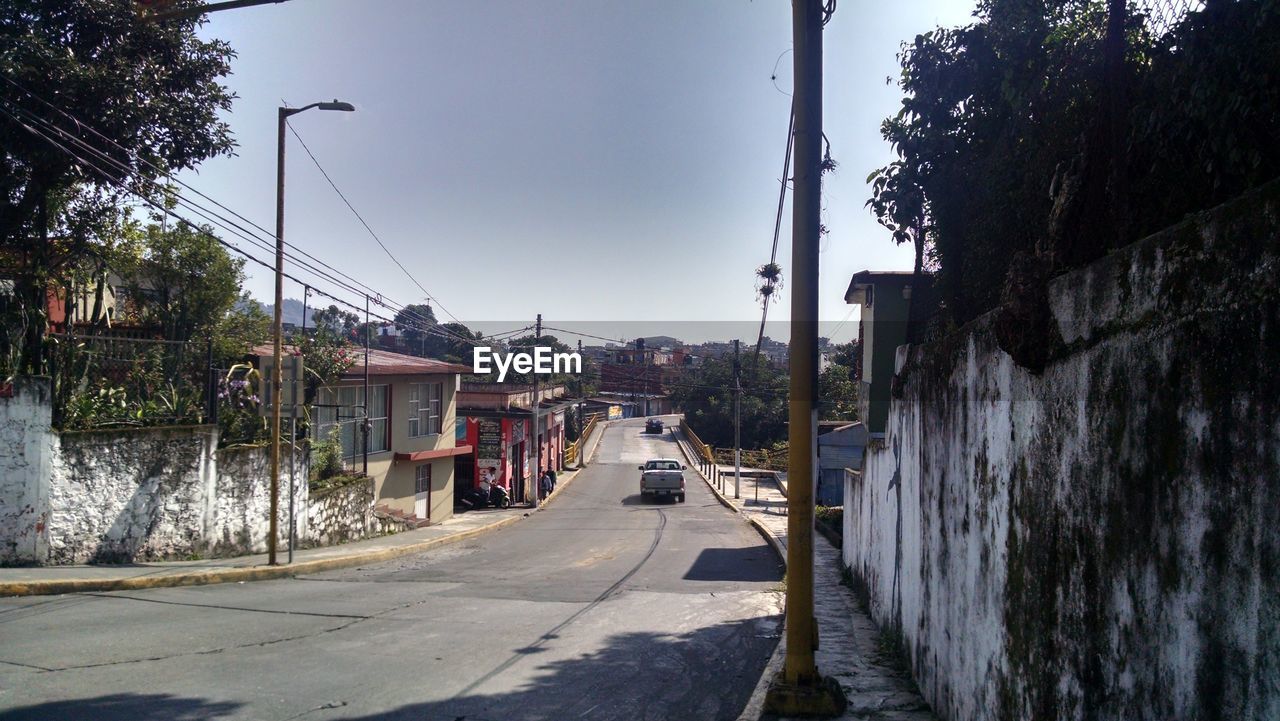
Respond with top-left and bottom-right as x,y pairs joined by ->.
644,418 -> 664,434
639,458 -> 686,502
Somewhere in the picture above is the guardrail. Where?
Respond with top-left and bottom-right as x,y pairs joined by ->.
564,411 -> 604,467
678,417 -> 732,492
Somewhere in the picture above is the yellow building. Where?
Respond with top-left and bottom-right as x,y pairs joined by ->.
259,346 -> 471,526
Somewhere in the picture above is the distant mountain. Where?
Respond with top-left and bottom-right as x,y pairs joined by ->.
255,297 -> 314,327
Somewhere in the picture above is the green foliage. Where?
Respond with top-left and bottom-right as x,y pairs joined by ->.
1,0 -> 235,374
296,330 -> 355,398
56,335 -> 207,430
117,220 -> 246,343
819,363 -> 860,421
215,364 -> 265,445
393,303 -> 438,348
867,0 -> 1280,327
311,305 -> 360,339
311,428 -> 346,483
671,357 -> 789,449
213,293 -> 271,367
1126,0 -> 1280,237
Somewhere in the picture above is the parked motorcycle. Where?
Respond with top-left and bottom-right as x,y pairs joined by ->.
461,481 -> 511,510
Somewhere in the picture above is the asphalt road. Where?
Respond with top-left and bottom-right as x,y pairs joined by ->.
0,417 -> 784,721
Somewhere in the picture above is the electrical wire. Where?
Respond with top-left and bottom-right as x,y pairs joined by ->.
0,74 -> 459,342
0,98 -> 494,348
284,118 -> 465,329
753,101 -> 795,367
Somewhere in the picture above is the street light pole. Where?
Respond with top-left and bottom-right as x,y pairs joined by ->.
270,99 -> 354,566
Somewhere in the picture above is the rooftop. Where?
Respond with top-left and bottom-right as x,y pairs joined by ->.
253,344 -> 471,377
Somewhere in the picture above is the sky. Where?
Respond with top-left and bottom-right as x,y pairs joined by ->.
181,0 -> 976,346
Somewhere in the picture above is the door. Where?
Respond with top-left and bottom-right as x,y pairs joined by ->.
414,464 -> 432,520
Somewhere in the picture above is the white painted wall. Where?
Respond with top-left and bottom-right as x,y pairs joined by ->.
0,378 -> 55,564
0,388 -> 329,565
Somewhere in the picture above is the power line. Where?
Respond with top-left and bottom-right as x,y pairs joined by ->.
0,100 -> 488,348
754,101 -> 794,367
0,74 -> 449,340
284,118 -> 464,327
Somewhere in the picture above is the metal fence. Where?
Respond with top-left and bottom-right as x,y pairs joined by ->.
48,333 -> 291,452
1134,0 -> 1203,37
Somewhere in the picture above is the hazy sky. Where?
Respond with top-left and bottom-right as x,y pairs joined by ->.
182,0 -> 975,345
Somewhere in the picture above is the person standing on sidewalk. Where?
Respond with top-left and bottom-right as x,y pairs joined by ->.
546,468 -> 557,493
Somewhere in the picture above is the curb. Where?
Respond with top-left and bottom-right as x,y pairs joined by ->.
0,509 -> 527,598
672,428 -> 743,514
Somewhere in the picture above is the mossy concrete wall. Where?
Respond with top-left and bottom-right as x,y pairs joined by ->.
844,179 -> 1280,721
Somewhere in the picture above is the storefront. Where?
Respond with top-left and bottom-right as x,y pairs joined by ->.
458,405 -> 570,505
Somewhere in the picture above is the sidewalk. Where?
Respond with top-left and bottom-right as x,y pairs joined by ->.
672,429 -> 936,721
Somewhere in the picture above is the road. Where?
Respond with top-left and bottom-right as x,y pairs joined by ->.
0,417 -> 784,721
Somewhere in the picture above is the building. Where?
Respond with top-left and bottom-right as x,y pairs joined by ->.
817,421 -> 868,506
843,270 -> 922,437
257,345 -> 471,526
456,383 -> 572,505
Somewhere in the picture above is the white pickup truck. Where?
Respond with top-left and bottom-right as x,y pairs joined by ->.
638,458 -> 687,503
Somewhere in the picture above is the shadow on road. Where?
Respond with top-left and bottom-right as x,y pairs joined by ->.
0,618 -> 781,721
0,693 -> 241,721
340,616 -> 780,720
682,547 -> 785,583
620,493 -> 680,506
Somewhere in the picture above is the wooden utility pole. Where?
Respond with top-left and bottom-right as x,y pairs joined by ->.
734,339 -> 741,500
764,0 -> 847,715
529,313 -> 542,507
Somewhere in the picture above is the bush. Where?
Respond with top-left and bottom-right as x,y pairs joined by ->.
311,428 -> 345,482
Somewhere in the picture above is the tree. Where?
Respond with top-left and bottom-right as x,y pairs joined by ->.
1,0 -> 236,373
670,357 -> 789,449
119,220 -> 244,343
867,0 -> 1280,333
393,303 -> 437,349
312,305 -> 360,338
819,340 -> 861,422
213,292 -> 271,367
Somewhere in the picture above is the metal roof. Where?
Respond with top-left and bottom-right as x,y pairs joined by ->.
253,344 -> 471,377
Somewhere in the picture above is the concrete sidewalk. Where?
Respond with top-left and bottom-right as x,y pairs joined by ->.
672,429 -> 936,721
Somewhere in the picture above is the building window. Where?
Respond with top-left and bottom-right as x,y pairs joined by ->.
415,464 -> 431,494
315,384 -> 389,460
408,382 -> 443,437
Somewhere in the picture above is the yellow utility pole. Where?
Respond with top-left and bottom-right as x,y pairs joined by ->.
764,0 -> 847,715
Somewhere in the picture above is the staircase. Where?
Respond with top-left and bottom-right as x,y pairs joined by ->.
373,504 -> 431,529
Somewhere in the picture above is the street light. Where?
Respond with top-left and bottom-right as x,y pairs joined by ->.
270,99 -> 355,566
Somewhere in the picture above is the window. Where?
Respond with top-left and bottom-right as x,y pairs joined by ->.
407,382 -> 443,437
315,384 -> 389,460
415,464 -> 431,494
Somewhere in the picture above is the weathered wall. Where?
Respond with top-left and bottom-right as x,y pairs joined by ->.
306,477 -> 376,547
48,428 -> 307,564
0,378 -> 55,564
52,426 -> 217,563
845,180 -> 1280,721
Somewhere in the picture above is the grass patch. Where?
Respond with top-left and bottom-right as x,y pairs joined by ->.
309,473 -> 368,493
